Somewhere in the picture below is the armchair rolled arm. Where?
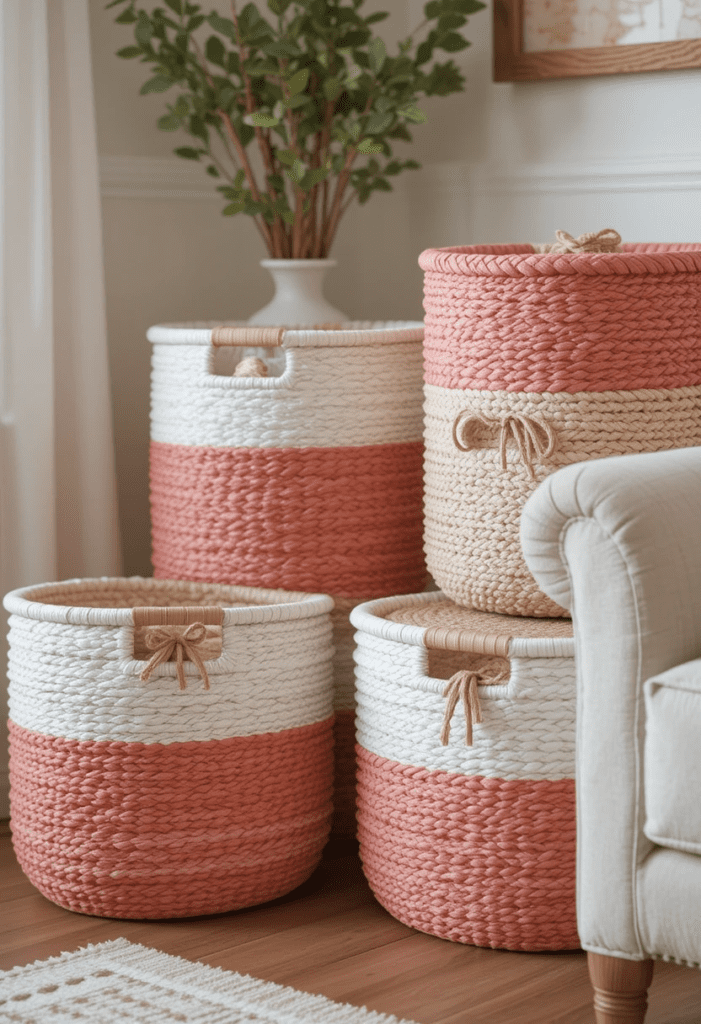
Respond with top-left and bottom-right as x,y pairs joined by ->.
521,447 -> 701,958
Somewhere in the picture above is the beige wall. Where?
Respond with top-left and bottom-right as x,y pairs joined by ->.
89,0 -> 701,576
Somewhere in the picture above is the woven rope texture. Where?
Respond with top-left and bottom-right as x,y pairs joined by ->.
420,243 -> 701,392
150,441 -> 425,598
4,577 -> 335,918
424,383 -> 701,615
356,747 -> 577,950
10,718 -> 333,919
352,593 -> 576,949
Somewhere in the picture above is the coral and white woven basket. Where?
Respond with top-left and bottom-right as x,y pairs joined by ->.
3,577 -> 334,919
351,591 -> 578,951
148,320 -> 427,833
420,243 -> 701,616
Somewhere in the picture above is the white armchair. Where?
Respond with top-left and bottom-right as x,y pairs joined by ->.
521,446 -> 701,1024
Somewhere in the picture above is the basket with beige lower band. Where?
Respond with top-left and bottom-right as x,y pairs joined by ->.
4,577 -> 334,919
420,239 -> 701,617
351,590 -> 577,951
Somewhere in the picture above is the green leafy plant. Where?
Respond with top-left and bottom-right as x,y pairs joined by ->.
107,0 -> 484,257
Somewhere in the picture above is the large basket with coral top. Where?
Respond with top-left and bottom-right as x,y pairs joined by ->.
4,577 -> 334,919
351,590 -> 578,951
148,320 -> 427,832
420,240 -> 701,616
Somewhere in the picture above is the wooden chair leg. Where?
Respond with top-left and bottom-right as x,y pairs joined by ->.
588,952 -> 654,1024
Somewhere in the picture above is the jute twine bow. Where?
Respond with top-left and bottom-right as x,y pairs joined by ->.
453,411 -> 558,480
140,622 -> 212,691
539,228 -> 622,254
441,667 -> 509,746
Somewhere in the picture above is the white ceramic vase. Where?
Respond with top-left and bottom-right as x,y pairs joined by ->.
248,258 -> 348,326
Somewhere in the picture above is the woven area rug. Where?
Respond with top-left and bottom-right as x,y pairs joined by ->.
0,938 -> 419,1023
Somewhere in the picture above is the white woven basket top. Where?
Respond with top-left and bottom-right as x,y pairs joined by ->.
350,592 -> 575,659
3,577 -> 333,627
147,320 -> 423,348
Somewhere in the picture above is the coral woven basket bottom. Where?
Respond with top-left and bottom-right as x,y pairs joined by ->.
351,592 -> 577,951
4,578 -> 334,920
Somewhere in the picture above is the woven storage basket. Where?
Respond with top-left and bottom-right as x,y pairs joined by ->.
4,577 -> 334,919
148,320 -> 427,833
420,242 -> 701,616
351,591 -> 577,951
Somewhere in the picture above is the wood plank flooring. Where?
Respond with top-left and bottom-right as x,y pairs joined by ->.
2,822 -> 700,1022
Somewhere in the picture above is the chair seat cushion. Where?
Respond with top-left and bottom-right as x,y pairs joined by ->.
644,659 -> 701,854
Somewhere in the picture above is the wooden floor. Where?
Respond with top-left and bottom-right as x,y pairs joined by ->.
2,822 -> 701,1023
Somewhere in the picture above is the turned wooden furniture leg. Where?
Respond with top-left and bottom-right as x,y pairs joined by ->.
588,952 -> 654,1024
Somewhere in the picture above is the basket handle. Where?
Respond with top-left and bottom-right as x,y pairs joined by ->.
132,606 -> 224,691
211,326 -> 286,349
132,606 -> 224,627
424,624 -> 510,658
424,626 -> 511,747
210,324 -> 344,348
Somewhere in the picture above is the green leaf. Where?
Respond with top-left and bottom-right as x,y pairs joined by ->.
438,31 -> 470,51
134,10 -> 153,46
187,15 -> 206,30
163,0 -> 183,13
399,104 -> 427,123
223,201 -> 246,215
140,75 -> 173,94
106,0 -> 130,8
174,95 -> 189,117
337,30 -> 369,47
416,40 -> 434,64
323,77 -> 343,101
207,13 -> 237,40
423,60 -> 464,95
276,149 -> 297,166
452,0 -> 486,12
268,0 -> 292,13
115,45 -> 143,58
287,68 -> 309,95
226,51 -> 241,74
158,113 -> 181,130
368,37 -> 386,74
174,146 -> 201,159
244,112 -> 280,127
206,165 -> 220,176
357,137 -> 383,153
364,111 -> 392,134
364,11 -> 389,23
288,158 -> 306,182
115,8 -> 137,24
206,35 -> 226,66
424,0 -> 443,17
262,39 -> 302,56
189,114 -> 208,141
438,12 -> 467,29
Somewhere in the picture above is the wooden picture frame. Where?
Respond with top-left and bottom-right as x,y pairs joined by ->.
494,0 -> 701,81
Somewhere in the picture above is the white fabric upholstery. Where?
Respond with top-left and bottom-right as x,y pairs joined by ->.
521,446 -> 701,965
644,660 -> 701,855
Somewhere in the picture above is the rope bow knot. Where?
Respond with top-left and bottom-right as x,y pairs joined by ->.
453,411 -> 558,479
440,666 -> 509,747
140,622 -> 212,691
542,228 -> 622,254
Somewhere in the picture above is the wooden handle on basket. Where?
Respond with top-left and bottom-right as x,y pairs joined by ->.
132,606 -> 224,627
211,327 -> 286,348
424,625 -> 510,658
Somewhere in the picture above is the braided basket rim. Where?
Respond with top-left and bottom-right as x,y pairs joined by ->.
3,576 -> 333,627
418,242 -> 701,278
350,592 -> 575,658
147,320 -> 424,348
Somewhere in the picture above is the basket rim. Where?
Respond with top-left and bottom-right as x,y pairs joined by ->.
350,592 -> 575,658
147,321 -> 424,347
418,243 -> 701,278
3,576 -> 334,626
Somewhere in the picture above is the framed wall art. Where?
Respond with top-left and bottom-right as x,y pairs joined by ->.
494,0 -> 701,80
